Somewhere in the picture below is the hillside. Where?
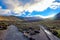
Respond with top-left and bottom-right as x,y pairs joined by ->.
18,16 -> 43,22
55,12 -> 60,20
0,16 -> 23,21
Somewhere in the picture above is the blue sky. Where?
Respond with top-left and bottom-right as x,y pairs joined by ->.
0,0 -> 60,18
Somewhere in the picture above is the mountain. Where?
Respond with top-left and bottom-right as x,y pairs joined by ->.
18,16 -> 43,22
0,16 -> 43,22
55,12 -> 60,20
0,16 -> 23,21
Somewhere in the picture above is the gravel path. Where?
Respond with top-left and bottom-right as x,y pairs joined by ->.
0,25 -> 28,40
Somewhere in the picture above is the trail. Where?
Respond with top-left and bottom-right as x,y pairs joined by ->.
0,25 -> 28,40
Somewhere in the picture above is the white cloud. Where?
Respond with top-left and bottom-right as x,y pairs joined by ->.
27,14 -> 56,19
0,6 -> 24,16
0,6 -> 2,9
1,0 -> 60,17
3,0 -> 55,14
50,2 -> 60,9
3,0 -> 24,13
2,0 -> 60,16
0,6 -> 11,15
26,0 -> 55,12
2,0 -> 60,17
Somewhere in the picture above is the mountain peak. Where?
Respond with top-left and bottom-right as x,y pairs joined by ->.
55,12 -> 60,20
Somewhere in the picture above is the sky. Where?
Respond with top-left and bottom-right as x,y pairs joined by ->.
0,0 -> 60,18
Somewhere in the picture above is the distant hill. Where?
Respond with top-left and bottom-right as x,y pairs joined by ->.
55,12 -> 60,20
46,12 -> 60,20
18,16 -> 43,22
0,16 -> 43,22
0,16 -> 23,21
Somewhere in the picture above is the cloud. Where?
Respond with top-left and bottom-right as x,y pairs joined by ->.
0,6 -> 24,16
2,0 -> 60,17
26,14 -> 56,18
0,6 -> 2,9
3,0 -> 23,13
25,0 -> 55,12
0,6 -> 11,15
3,0 -> 55,13
50,2 -> 60,9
